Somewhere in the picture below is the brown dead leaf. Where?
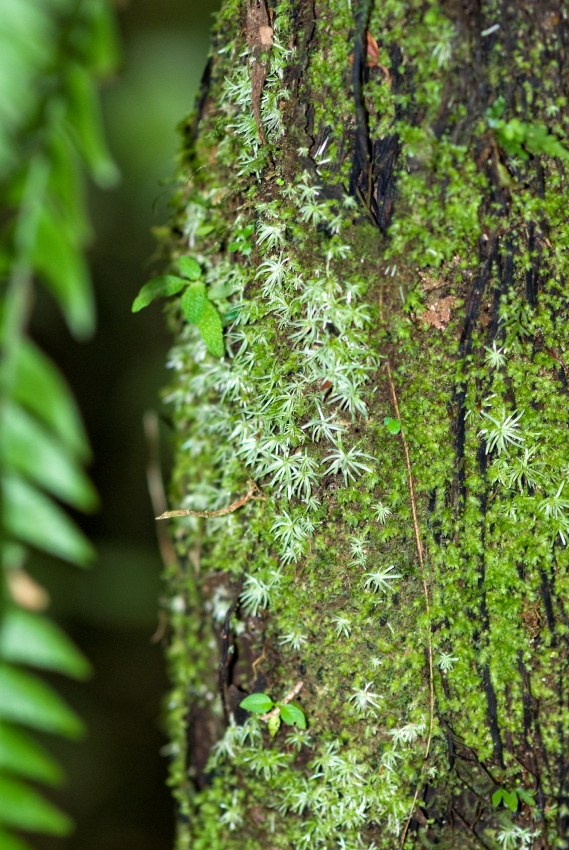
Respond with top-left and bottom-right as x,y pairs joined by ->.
420,296 -> 457,331
347,32 -> 391,83
247,0 -> 273,144
6,568 -> 50,611
521,600 -> 542,638
366,31 -> 379,65
366,32 -> 391,82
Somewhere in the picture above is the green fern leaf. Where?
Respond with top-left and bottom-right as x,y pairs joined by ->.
14,339 -> 90,460
1,402 -> 98,511
0,665 -> 84,738
0,723 -> 64,786
0,775 -> 72,835
0,610 -> 91,679
2,474 -> 95,565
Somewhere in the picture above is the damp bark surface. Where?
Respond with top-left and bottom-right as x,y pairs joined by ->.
156,2 -> 569,848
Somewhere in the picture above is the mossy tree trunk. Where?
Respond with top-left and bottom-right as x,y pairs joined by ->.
160,1 -> 569,847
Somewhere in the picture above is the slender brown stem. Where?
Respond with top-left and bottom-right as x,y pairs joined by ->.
144,410 -> 179,570
156,479 -> 263,520
385,362 -> 435,849
260,681 -> 304,721
252,648 -> 267,676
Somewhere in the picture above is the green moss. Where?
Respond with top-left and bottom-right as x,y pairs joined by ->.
158,0 -> 569,847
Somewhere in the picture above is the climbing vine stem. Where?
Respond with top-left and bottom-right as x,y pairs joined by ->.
386,361 -> 435,848
155,479 -> 264,520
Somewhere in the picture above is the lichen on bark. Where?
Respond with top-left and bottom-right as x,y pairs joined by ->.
157,1 -> 569,848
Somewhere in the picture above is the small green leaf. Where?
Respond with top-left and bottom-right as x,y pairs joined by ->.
516,788 -> 536,806
503,790 -> 518,811
195,224 -> 215,237
197,301 -> 224,358
487,97 -> 506,126
181,282 -> 206,324
178,256 -> 201,280
0,610 -> 91,679
0,665 -> 84,738
239,693 -> 274,714
384,417 -> 401,435
3,474 -> 95,566
131,276 -> 186,312
279,703 -> 306,729
267,713 -> 281,737
0,722 -> 64,785
492,788 -> 504,807
0,775 -> 72,835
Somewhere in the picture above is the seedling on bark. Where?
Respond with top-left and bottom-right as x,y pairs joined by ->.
240,682 -> 306,737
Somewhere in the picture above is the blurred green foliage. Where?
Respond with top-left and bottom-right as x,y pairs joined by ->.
0,0 -> 120,845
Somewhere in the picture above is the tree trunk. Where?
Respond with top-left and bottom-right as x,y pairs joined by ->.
161,1 -> 569,847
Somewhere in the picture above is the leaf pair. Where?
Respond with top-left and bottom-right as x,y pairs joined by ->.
239,692 -> 307,737
492,786 -> 535,811
131,256 -> 224,357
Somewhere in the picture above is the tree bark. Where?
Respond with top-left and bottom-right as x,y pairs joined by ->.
161,1 -> 569,847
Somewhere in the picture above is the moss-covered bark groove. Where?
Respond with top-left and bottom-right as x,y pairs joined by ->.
159,1 -> 569,847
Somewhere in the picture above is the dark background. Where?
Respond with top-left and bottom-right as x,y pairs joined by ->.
26,1 -> 220,847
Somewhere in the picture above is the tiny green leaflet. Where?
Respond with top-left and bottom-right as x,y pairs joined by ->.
239,693 -> 273,714
131,256 -> 224,357
384,417 -> 401,435
228,224 -> 254,255
267,714 -> 281,737
279,704 -> 306,728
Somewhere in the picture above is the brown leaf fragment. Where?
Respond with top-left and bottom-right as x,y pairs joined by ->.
366,31 -> 380,65
365,32 -> 392,82
419,271 -> 445,292
258,25 -> 274,47
420,296 -> 457,331
6,568 -> 50,611
247,0 -> 273,145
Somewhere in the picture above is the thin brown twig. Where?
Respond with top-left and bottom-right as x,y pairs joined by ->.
260,681 -> 304,721
252,648 -> 267,676
385,362 -> 435,850
155,479 -> 264,520
144,410 -> 179,569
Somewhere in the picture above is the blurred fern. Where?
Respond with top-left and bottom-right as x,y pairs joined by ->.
0,0 -> 120,844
